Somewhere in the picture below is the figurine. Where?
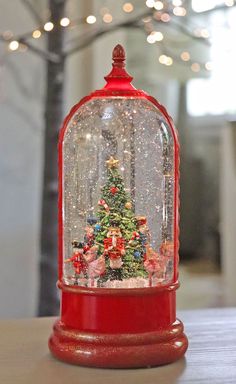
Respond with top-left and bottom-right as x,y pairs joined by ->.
160,240 -> 175,278
64,241 -> 86,284
88,255 -> 106,286
136,216 -> 150,258
104,227 -> 125,268
144,245 -> 163,286
83,245 -> 98,264
84,225 -> 95,248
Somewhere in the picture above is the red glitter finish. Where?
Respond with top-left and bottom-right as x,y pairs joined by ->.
49,317 -> 187,368
49,44 -> 188,367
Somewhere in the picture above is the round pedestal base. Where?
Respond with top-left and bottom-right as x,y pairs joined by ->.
49,319 -> 188,368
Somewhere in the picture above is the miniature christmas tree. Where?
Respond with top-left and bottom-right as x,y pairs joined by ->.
93,156 -> 148,282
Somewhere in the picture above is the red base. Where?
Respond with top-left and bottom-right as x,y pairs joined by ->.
49,283 -> 188,368
49,318 -> 188,368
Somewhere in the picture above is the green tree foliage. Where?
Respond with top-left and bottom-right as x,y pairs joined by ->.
93,157 -> 148,281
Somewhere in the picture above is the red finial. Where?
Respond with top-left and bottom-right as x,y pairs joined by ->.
112,44 -> 125,66
103,44 -> 134,90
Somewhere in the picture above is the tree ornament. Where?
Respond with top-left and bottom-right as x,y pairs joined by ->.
49,44 -> 188,368
98,199 -> 109,211
110,186 -> 119,195
87,217 -> 97,225
95,223 -> 101,232
125,201 -> 132,209
134,250 -> 141,259
106,156 -> 119,169
131,231 -> 140,240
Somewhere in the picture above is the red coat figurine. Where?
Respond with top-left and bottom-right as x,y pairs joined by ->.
104,227 -> 125,269
65,241 -> 86,276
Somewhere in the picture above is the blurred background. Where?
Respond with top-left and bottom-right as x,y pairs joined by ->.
1,0 -> 236,318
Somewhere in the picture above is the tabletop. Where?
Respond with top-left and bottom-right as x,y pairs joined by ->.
0,308 -> 235,384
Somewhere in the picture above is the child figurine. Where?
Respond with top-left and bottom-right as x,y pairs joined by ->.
136,216 -> 150,259
64,241 -> 85,284
159,240 -> 175,279
84,225 -> 95,248
144,245 -> 166,287
88,255 -> 106,287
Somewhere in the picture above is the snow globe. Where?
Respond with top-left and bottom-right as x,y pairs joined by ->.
49,44 -> 188,367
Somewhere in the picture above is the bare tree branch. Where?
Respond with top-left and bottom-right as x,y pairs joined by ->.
20,0 -> 44,25
64,11 -> 152,57
63,11 -> 210,59
0,7 -> 211,67
20,38 -> 61,63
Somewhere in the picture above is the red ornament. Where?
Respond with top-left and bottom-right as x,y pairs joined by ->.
98,199 -> 109,211
132,231 -> 140,240
129,231 -> 140,244
110,186 -> 119,195
49,44 -> 188,368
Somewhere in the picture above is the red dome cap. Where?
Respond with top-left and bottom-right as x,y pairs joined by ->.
103,44 -> 135,90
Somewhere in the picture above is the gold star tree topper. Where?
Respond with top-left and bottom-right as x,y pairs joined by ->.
106,156 -> 119,169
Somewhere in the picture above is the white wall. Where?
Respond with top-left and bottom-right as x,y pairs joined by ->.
0,1 -> 45,318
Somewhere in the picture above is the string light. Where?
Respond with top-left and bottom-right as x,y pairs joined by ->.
147,31 -> 163,43
123,3 -> 134,13
194,28 -> 210,39
165,57 -> 173,66
8,40 -> 19,51
173,7 -> 187,16
225,0 -> 234,6
159,54 -> 167,64
200,29 -> 210,38
142,16 -> 152,23
60,17 -> 70,27
44,21 -> 54,31
146,0 -> 155,7
147,34 -> 156,44
205,61 -> 213,71
32,30 -> 41,39
154,1 -> 164,10
191,63 -> 200,72
153,11 -> 162,20
159,54 -> 173,66
154,31 -> 164,41
103,13 -> 113,23
86,15 -> 97,24
180,51 -> 190,61
0,8 -> 213,75
172,0 -> 182,5
161,13 -> 171,22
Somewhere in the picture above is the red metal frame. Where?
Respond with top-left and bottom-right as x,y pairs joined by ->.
50,45 -> 186,368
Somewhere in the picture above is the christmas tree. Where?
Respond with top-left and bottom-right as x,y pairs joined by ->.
92,156 -> 148,282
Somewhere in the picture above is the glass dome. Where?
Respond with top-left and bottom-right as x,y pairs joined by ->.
59,46 -> 179,289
